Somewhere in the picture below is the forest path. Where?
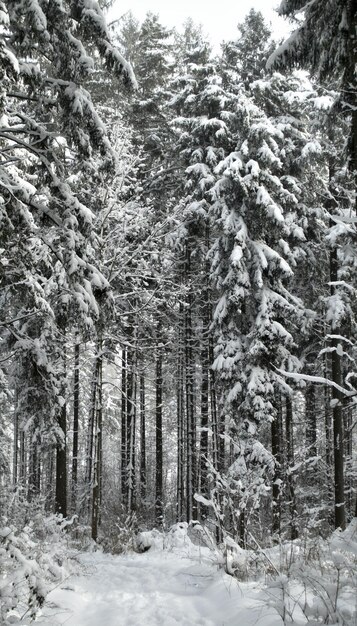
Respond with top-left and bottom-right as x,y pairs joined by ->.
36,545 -> 282,626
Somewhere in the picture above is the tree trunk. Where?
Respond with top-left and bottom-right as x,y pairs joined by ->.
177,304 -> 185,522
155,340 -> 163,525
19,429 -> 26,488
91,339 -> 103,541
13,388 -> 19,488
323,349 -> 334,521
272,399 -> 283,536
29,436 -> 40,501
45,448 -> 54,512
55,401 -> 67,517
71,341 -> 80,512
209,336 -> 219,473
200,341 -> 209,515
126,346 -> 136,512
139,373 -> 146,503
55,321 -> 67,517
199,230 -> 210,518
209,335 -> 222,543
285,397 -> 298,539
121,346 -> 128,505
344,401 -> 353,517
305,382 -> 317,457
330,245 -> 346,530
346,0 -> 357,214
185,238 -> 197,522
85,357 -> 99,514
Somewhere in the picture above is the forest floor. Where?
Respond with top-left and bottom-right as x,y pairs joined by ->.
35,531 -> 284,626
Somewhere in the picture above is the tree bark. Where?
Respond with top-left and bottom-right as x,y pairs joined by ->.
330,245 -> 346,530
285,397 -> 298,539
19,429 -> 26,488
272,399 -> 283,536
155,340 -> 163,525
121,346 -> 128,505
199,230 -> 211,517
305,382 -> 317,458
55,401 -> 67,517
139,372 -> 146,503
209,336 -> 219,473
13,387 -> 19,488
29,435 -> 40,501
126,345 -> 136,512
85,357 -> 99,513
91,339 -> 103,541
177,303 -> 185,522
344,401 -> 353,517
185,238 -> 197,522
71,341 -> 80,512
200,341 -> 209,514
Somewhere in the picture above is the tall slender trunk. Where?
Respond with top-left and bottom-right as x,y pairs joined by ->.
177,303 -> 185,522
126,345 -> 136,512
45,449 -> 54,512
121,346 -> 128,505
185,238 -> 197,522
155,340 -> 163,525
209,335 -> 222,543
324,348 -> 334,520
71,341 -> 80,512
139,373 -> 146,503
200,341 -> 209,515
19,429 -> 26,488
344,401 -> 353,517
209,336 -> 219,473
346,0 -> 357,213
55,330 -> 67,517
29,436 -> 40,501
55,401 -> 67,517
199,227 -> 210,518
272,398 -> 283,536
13,387 -> 19,488
285,397 -> 298,539
344,0 -> 356,523
91,338 -> 103,541
329,244 -> 346,530
305,382 -> 317,458
85,357 -> 99,513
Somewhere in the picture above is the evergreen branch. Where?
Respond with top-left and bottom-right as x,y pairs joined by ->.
275,367 -> 357,398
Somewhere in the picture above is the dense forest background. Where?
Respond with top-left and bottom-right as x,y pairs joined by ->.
0,0 -> 356,623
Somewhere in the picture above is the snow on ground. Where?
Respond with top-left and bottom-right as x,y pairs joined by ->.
36,528 -> 283,626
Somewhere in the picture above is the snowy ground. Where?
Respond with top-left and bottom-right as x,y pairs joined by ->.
35,533 -> 284,626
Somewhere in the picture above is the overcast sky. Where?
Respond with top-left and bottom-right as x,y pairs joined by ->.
108,0 -> 292,50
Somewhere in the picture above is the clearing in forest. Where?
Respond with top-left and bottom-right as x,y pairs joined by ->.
36,530 -> 282,626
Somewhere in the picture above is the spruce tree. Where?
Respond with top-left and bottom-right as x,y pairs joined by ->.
0,0 -> 135,517
268,0 -> 357,528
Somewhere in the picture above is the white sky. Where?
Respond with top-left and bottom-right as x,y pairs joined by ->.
108,0 -> 292,51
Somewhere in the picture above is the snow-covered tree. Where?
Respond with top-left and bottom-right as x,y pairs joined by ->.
0,0 -> 135,517
268,0 -> 357,529
268,0 -> 357,206
169,25 -> 235,522
209,72 -> 321,537
220,9 -> 275,91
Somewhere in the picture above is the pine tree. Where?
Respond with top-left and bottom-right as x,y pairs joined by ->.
221,9 -> 275,91
169,25 -> 233,522
268,0 -> 357,207
209,73 -> 319,537
268,0 -> 357,528
0,0 -> 135,518
114,13 -> 176,523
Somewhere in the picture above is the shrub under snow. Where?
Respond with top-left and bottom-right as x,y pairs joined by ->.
0,510 -> 80,624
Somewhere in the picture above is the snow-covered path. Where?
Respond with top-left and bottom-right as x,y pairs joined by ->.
37,542 -> 283,626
